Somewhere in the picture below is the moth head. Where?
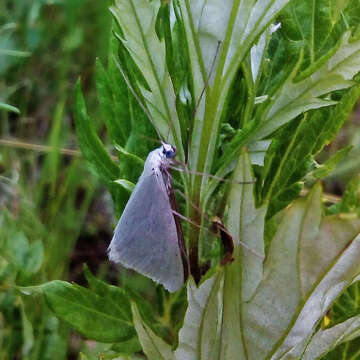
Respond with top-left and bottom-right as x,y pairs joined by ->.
161,142 -> 176,158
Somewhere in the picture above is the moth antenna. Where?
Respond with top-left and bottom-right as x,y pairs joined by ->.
113,56 -> 163,142
193,41 -> 222,119
134,133 -> 162,145
179,41 -> 222,156
165,108 -> 173,143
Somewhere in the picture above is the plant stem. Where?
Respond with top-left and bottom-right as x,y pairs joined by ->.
188,192 -> 201,283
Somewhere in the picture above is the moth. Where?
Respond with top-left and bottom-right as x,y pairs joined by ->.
108,143 -> 189,292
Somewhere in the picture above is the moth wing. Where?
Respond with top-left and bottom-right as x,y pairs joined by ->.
108,172 -> 184,292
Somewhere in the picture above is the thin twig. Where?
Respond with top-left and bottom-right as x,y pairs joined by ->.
0,139 -> 343,205
0,138 -> 118,160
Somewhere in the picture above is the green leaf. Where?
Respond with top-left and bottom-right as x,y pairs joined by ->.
0,255 -> 12,284
83,265 -> 131,318
0,48 -> 31,57
260,83 -> 360,219
310,84 -> 360,155
325,244 -> 360,355
132,303 -> 175,360
256,31 -> 360,140
313,145 -> 353,179
84,265 -> 168,345
108,36 -> 132,143
279,0 -> 351,67
84,265 -> 160,353
74,79 -> 120,184
19,301 -> 34,356
36,95 -> 66,200
3,231 -> 29,269
79,353 -> 89,360
95,59 -> 126,145
344,1 -> 360,40
110,336 -> 142,355
0,102 -> 20,113
23,240 -> 44,276
324,331 -> 360,359
329,175 -> 360,216
42,280 -> 135,343
40,316 -> 68,360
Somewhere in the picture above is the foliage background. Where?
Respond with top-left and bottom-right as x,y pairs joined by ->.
1,0 -> 360,359
0,1 -> 116,358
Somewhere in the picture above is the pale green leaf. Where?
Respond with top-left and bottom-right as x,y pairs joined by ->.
114,179 -> 135,193
179,0 -> 290,86
176,0 -> 207,115
111,0 -> 183,156
175,275 -> 222,360
0,102 -> 20,113
248,140 -> 271,166
175,177 -> 360,359
270,192 -> 360,358
114,144 -> 145,167
179,0 -> 289,188
226,150 -> 265,301
220,262 -> 246,359
242,195 -> 305,358
131,303 -> 175,360
184,183 -> 360,359
0,48 -> 31,57
298,185 -> 360,296
250,31 -> 268,84
303,314 -> 360,359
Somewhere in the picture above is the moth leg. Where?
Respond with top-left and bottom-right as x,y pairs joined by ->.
174,189 -> 264,259
170,163 -> 255,184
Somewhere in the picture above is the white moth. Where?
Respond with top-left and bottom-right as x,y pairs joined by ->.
108,143 -> 188,292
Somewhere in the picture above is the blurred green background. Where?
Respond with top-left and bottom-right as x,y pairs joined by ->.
0,1 -> 118,358
1,0 -> 360,359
